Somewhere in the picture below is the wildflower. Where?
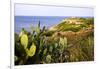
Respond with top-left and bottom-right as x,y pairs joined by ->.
26,42 -> 36,57
19,28 -> 28,49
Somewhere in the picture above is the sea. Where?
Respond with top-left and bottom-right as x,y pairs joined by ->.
14,16 -> 93,34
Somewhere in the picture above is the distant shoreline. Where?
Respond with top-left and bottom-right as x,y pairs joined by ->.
15,16 -> 94,34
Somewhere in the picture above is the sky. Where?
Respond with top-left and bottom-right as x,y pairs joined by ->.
15,4 -> 94,17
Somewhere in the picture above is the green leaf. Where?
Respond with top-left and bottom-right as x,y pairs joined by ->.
43,48 -> 47,55
49,46 -> 53,52
46,55 -> 51,63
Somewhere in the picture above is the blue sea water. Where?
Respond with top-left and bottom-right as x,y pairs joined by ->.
15,16 -> 92,34
15,16 -> 67,33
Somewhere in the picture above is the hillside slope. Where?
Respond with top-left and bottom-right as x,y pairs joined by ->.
49,17 -> 94,32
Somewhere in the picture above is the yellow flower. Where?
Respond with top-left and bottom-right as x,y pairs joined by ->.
20,34 -> 28,49
26,42 -> 36,57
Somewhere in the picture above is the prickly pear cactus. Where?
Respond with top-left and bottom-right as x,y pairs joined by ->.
35,21 -> 40,34
26,42 -> 36,57
59,37 -> 68,50
20,28 -> 37,57
46,55 -> 51,63
20,34 -> 28,49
